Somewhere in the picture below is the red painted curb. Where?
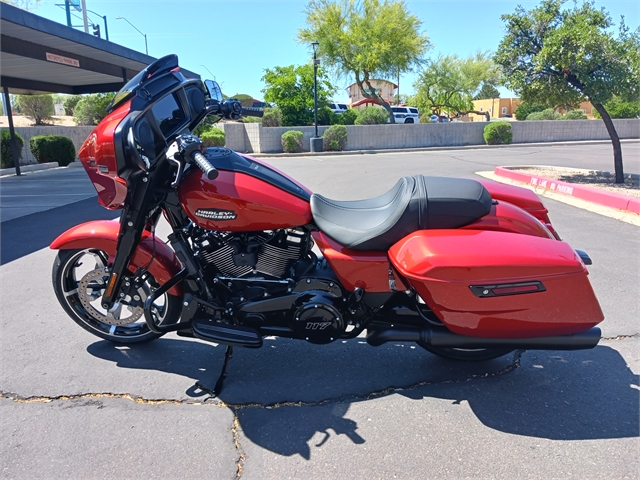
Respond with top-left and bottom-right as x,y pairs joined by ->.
494,167 -> 640,215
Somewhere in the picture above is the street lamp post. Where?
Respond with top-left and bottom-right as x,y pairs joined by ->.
310,41 -> 323,153
116,17 -> 148,55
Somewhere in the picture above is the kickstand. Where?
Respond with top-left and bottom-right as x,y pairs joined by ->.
210,345 -> 233,397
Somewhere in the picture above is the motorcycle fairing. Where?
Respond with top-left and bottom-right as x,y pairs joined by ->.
50,221 -> 183,295
389,230 -> 604,338
78,100 -> 132,210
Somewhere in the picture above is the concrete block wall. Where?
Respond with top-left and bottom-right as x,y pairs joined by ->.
248,119 -> 639,153
511,119 -> 640,143
343,122 -> 486,150
10,126 -> 94,165
6,119 -> 638,163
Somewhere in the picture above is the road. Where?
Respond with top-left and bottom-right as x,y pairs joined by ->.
1,142 -> 638,479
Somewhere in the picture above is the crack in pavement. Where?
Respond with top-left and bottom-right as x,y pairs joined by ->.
5,338 -> 636,478
603,334 -> 639,340
0,349 -> 524,410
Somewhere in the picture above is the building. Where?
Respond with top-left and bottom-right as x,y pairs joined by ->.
469,98 -> 521,121
469,98 -> 597,121
346,80 -> 397,109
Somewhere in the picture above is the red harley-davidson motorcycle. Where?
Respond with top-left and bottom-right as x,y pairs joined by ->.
51,55 -> 603,393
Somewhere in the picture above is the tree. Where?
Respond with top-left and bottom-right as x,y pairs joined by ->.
299,0 -> 430,123
474,83 -> 500,100
411,52 -> 499,121
262,64 -> 335,126
494,0 -> 640,183
73,93 -> 115,126
17,94 -> 54,125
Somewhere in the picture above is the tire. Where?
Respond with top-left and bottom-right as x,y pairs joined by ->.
418,343 -> 513,361
52,248 -> 181,344
405,118 -> 414,124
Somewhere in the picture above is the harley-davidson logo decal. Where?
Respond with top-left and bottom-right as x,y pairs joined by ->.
195,208 -> 238,221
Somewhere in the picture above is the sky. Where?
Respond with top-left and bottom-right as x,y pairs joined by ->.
28,0 -> 640,102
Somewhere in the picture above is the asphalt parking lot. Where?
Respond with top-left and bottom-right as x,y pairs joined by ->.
1,142 -> 638,479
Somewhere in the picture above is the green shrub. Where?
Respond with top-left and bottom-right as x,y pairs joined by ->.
526,108 -> 562,121
192,116 -> 218,137
355,106 -> 389,125
1,130 -> 24,168
63,95 -> 82,116
73,93 -> 116,125
29,135 -> 76,166
562,110 -> 588,120
335,108 -> 357,125
593,97 -> 640,119
514,103 -> 547,121
322,124 -> 348,151
281,130 -> 304,153
483,122 -> 512,145
262,108 -> 282,127
17,95 -> 54,125
242,116 -> 262,123
200,127 -> 225,147
317,106 -> 336,126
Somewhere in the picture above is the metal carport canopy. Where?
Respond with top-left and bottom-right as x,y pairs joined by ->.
0,2 -> 198,95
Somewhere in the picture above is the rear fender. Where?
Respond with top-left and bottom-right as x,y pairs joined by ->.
50,220 -> 183,295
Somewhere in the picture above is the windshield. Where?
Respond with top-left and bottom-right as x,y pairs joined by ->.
107,55 -> 180,112
108,69 -> 148,112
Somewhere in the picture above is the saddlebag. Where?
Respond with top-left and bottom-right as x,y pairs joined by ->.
389,230 -> 604,338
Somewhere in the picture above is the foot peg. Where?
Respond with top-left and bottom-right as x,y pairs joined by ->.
192,319 -> 263,348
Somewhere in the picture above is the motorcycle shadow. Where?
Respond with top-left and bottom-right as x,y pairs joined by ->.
87,337 -> 638,458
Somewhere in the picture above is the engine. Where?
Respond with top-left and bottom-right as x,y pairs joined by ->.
191,228 -> 350,344
192,228 -> 310,279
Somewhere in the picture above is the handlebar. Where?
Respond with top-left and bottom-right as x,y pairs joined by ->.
241,107 -> 264,118
192,151 -> 218,180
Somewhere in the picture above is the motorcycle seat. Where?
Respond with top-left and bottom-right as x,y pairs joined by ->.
310,175 -> 492,251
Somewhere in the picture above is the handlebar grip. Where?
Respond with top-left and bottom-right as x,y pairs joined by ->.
192,151 -> 219,180
242,107 -> 264,118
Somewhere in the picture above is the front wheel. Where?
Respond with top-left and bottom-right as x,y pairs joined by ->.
418,343 -> 513,361
52,248 -> 182,344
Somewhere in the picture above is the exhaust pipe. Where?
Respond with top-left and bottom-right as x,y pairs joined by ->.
366,326 -> 601,350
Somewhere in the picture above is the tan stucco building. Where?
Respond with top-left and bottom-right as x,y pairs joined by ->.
468,98 -> 597,121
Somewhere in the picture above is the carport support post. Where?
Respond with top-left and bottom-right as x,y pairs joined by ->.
2,86 -> 21,176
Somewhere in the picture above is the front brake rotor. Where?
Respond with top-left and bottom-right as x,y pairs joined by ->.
78,268 -> 147,326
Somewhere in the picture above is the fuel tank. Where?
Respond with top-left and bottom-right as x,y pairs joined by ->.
178,148 -> 313,231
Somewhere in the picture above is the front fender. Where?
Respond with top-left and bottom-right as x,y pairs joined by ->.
50,220 -> 183,295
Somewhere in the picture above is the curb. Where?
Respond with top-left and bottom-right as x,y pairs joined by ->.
0,161 -> 82,177
247,138 -> 639,158
494,166 -> 640,215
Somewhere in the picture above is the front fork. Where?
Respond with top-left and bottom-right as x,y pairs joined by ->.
101,171 -> 161,310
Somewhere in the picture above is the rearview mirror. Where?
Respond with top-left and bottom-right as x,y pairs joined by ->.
205,80 -> 223,103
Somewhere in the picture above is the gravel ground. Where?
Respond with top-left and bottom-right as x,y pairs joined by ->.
512,167 -> 640,198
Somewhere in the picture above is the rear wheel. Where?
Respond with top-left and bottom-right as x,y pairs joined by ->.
418,343 -> 513,361
405,118 -> 414,124
52,248 -> 181,344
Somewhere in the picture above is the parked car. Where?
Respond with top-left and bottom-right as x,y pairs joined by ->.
329,103 -> 349,114
390,106 -> 420,124
429,114 -> 449,123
